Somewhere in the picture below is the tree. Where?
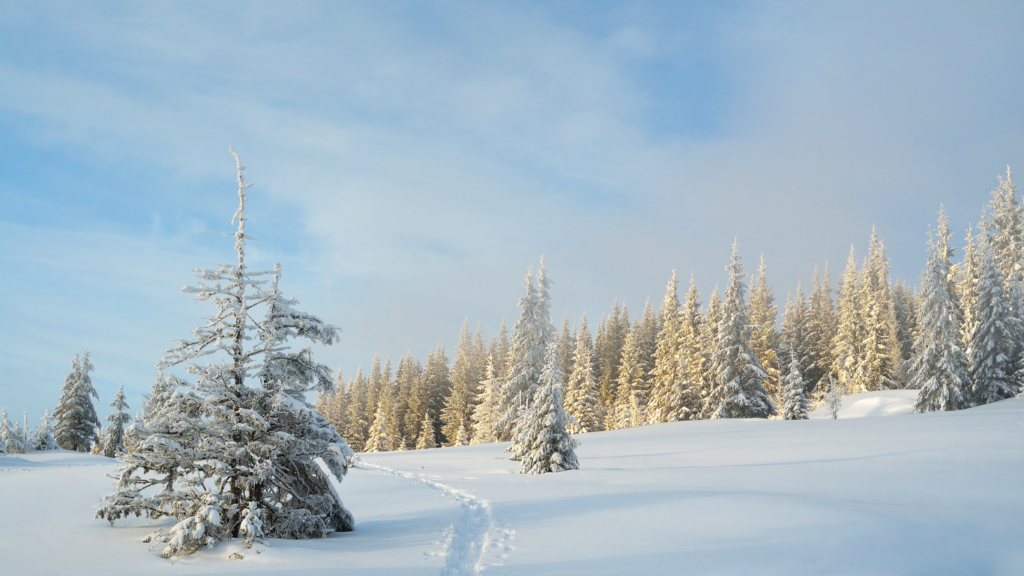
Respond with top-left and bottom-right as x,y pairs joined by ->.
595,302 -> 628,425
648,270 -> 683,424
102,385 -> 131,458
96,149 -> 354,557
497,259 -> 555,443
911,208 -> 971,413
824,376 -> 842,419
780,348 -> 809,420
415,411 -> 437,450
856,228 -> 898,392
707,242 -> 776,419
748,256 -> 781,398
364,378 -> 398,452
966,242 -> 1019,405
54,350 -> 101,452
983,167 -> 1024,390
832,247 -> 863,394
677,274 -> 707,420
516,344 -> 579,475
564,315 -> 600,433
443,321 -> 481,444
699,287 -> 722,418
804,265 -> 836,393
1,409 -> 30,454
32,410 -> 58,451
471,357 -> 501,444
610,324 -> 646,429
556,313 -> 576,381
780,283 -> 809,383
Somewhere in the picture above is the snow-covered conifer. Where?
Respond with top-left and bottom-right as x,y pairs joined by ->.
443,320 -> 480,443
699,287 -> 722,418
855,229 -> 897,391
1,409 -> 30,454
564,315 -> 600,433
911,208 -> 971,413
648,271 -> 683,424
748,256 -> 781,397
96,150 -> 354,556
471,358 -> 500,444
364,381 -> 397,452
708,242 -> 775,419
780,347 -> 809,420
678,274 -> 707,420
516,344 -> 579,475
804,265 -> 836,392
54,350 -> 101,452
415,411 -> 437,450
102,385 -> 131,458
611,325 -> 647,428
556,313 -> 576,381
32,410 -> 58,451
967,242 -> 1019,405
832,247 -> 863,394
824,377 -> 842,419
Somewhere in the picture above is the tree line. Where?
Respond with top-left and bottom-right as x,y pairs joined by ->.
318,168 -> 1024,451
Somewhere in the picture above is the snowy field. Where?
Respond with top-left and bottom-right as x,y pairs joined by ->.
3,392 -> 1024,575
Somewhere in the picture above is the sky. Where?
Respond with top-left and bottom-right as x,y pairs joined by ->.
2,1 -> 1023,419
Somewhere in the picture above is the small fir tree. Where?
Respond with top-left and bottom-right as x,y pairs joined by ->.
416,411 -> 437,450
102,385 -> 131,458
967,242 -> 1019,405
824,376 -> 842,419
54,350 -> 101,452
32,410 -> 58,451
516,344 -> 579,475
780,348 -> 809,420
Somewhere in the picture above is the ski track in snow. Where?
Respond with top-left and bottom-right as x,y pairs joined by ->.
358,461 -> 505,576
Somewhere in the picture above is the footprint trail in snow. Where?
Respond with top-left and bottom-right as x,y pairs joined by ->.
358,461 -> 506,575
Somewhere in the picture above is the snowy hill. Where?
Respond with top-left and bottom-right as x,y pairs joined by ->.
3,396 -> 1024,575
808,389 -> 919,419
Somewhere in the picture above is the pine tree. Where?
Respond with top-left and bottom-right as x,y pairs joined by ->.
824,376 -> 842,419
832,246 -> 864,394
556,313 -> 575,381
443,321 -> 481,444
345,368 -> 368,451
780,347 -> 809,420
648,271 -> 688,424
471,358 -> 501,444
856,229 -> 897,391
516,344 -> 579,475
32,410 -> 58,451
397,351 -> 424,443
967,242 -> 1019,405
983,167 -> 1024,390
415,411 -> 437,450
564,315 -> 600,433
54,350 -> 101,452
699,287 -> 722,418
423,345 -> 452,444
595,302 -> 628,425
955,223 -> 983,346
497,259 -> 555,443
678,274 -> 707,420
708,242 -> 775,419
96,150 -> 354,556
911,208 -> 970,413
748,256 -> 781,398
1,409 -> 30,454
805,265 -> 836,393
611,324 -> 646,429
102,385 -> 131,458
780,283 -> 809,381
364,393 -> 395,453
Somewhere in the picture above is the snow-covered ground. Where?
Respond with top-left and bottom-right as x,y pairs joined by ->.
808,389 -> 918,419
3,393 -> 1024,575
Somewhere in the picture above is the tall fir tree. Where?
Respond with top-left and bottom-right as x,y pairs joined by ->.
443,321 -> 481,443
780,347 -> 809,420
54,350 -> 101,452
610,323 -> 647,429
595,302 -> 629,425
780,284 -> 810,389
856,229 -> 898,391
556,313 -> 576,381
471,357 -> 501,444
911,207 -> 970,413
966,242 -> 1019,405
748,256 -> 781,399
699,287 -> 722,418
564,314 -> 600,433
677,274 -> 707,420
102,384 -> 131,458
707,242 -> 775,419
648,270 -> 688,423
983,167 -> 1024,390
423,345 -> 452,445
415,410 -> 437,450
832,246 -> 864,394
805,265 -> 836,393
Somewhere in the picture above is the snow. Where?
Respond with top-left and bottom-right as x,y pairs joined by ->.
3,393 -> 1024,575
808,389 -> 919,419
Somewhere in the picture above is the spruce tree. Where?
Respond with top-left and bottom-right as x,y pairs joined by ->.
780,347 -> 809,420
699,287 -> 722,418
611,324 -> 646,429
471,358 -> 501,444
780,283 -> 809,380
648,271 -> 689,423
556,313 -> 575,381
96,150 -> 354,556
911,209 -> 970,413
707,242 -> 775,419
443,321 -> 481,443
516,344 -> 579,475
102,384 -> 131,458
856,229 -> 897,391
805,265 -> 836,393
423,345 -> 452,444
32,410 -> 58,451
54,350 -> 101,452
748,256 -> 781,398
983,168 -> 1024,390
967,242 -> 1019,405
832,246 -> 863,394
824,376 -> 842,419
564,315 -> 600,433
595,302 -> 628,425
415,411 -> 437,450
678,274 -> 707,420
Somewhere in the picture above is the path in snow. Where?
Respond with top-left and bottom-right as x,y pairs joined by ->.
358,460 -> 502,576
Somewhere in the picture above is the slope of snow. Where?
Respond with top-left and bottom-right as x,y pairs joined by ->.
808,389 -> 919,419
3,396 -> 1024,575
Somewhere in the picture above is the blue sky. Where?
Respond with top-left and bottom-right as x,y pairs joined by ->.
2,1 -> 1023,419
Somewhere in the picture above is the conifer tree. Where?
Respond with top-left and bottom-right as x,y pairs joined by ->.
97,150 -> 353,556
32,410 -> 58,451
824,376 -> 842,419
415,411 -> 437,450
955,223 -> 983,349
0,409 -> 29,454
648,271 -> 689,423
556,313 -> 575,380
983,168 -> 1024,389
748,256 -> 781,398
856,229 -> 897,391
471,358 -> 501,444
699,287 -> 722,418
345,368 -> 368,452
443,321 -> 481,443
397,351 -> 423,442
54,350 -> 101,452
423,345 -> 452,444
967,242 -> 1019,405
911,208 -> 970,413
780,283 -> 809,379
564,315 -> 600,433
678,274 -> 707,420
832,247 -> 864,394
610,324 -> 646,429
367,354 -> 384,426
805,265 -> 836,392
497,259 -> 555,443
707,242 -> 775,419
364,393 -> 396,453
516,344 -> 579,475
595,302 -> 628,424
780,347 -> 809,420
102,384 -> 131,458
